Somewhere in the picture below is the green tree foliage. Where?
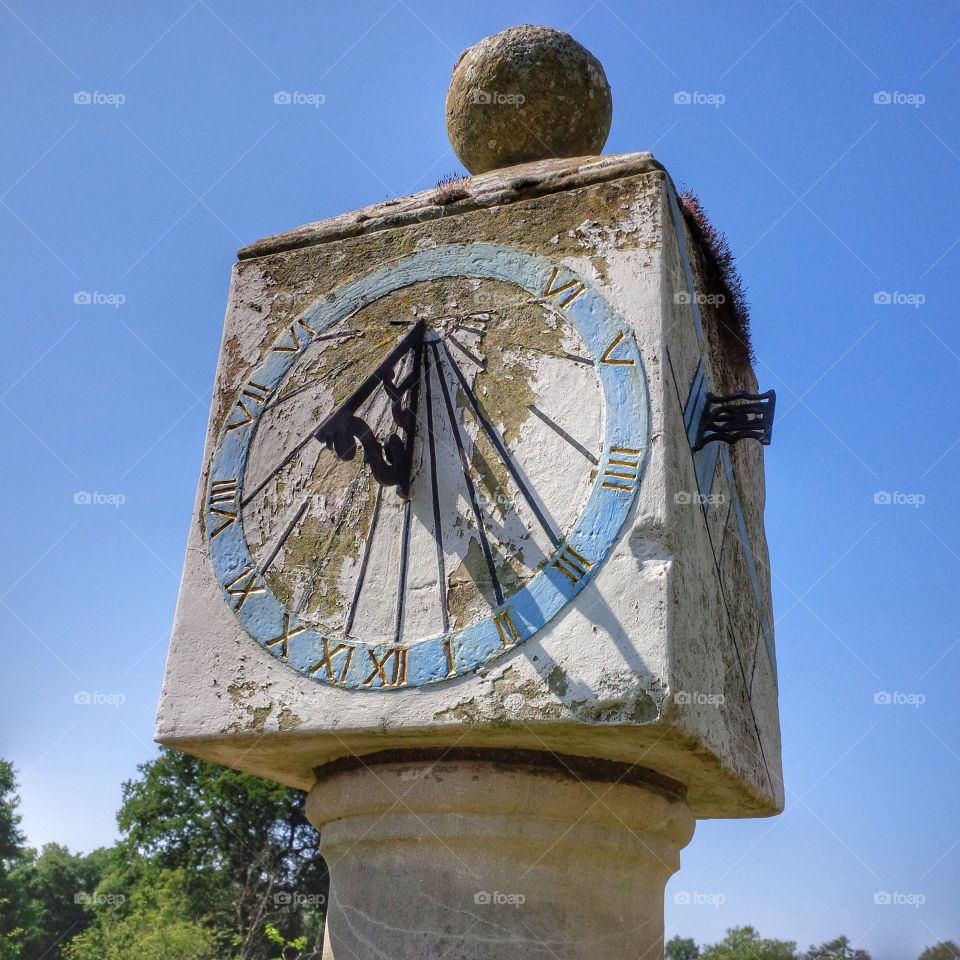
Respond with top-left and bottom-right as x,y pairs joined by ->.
64,865 -> 212,960
801,936 -> 870,960
700,926 -> 797,960
12,843 -> 110,960
667,935 -> 701,960
919,943 -> 960,960
0,760 -> 27,960
115,749 -> 327,959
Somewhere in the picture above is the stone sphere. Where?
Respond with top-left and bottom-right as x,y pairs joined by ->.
446,24 -> 613,174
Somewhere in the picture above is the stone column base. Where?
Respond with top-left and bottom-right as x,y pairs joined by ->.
306,749 -> 694,960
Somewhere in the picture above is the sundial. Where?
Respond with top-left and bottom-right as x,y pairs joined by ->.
158,23 -> 783,960
206,244 -> 648,689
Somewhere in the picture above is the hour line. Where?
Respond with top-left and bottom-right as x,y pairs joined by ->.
447,334 -> 485,369
430,340 -> 504,607
441,342 -> 560,549
344,484 -> 384,636
261,495 -> 313,576
394,498 -> 413,643
527,405 -> 599,465
423,346 -> 450,634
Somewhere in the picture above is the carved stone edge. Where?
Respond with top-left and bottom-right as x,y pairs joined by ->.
237,151 -> 665,261
312,746 -> 688,801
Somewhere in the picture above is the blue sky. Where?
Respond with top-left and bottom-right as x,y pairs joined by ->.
1,1 -> 958,955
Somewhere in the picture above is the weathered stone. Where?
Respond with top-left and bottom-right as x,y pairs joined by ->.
446,25 -> 612,174
307,753 -> 694,960
156,152 -> 782,820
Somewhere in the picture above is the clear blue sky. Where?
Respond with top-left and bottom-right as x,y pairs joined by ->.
1,1 -> 957,955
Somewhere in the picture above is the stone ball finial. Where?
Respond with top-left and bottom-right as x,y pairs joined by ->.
445,24 -> 613,175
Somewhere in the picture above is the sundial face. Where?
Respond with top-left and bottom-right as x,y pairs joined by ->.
205,243 -> 649,689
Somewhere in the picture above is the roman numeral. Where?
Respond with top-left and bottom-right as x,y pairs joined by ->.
272,318 -> 319,354
602,447 -> 642,492
552,545 -> 593,585
308,639 -> 355,684
265,614 -> 305,660
226,380 -> 271,431
542,267 -> 586,308
493,609 -> 522,648
208,478 -> 239,538
600,331 -> 635,366
363,647 -> 408,688
224,565 -> 265,610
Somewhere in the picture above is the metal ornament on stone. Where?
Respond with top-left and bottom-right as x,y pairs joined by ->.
314,319 -> 425,499
693,389 -> 777,451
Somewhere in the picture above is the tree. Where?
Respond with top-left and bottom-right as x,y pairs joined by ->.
12,843 -> 110,960
64,865 -> 212,960
802,937 -> 870,960
0,760 -> 27,960
700,926 -> 797,960
919,944 -> 960,960
116,749 -> 327,959
668,936 -> 701,960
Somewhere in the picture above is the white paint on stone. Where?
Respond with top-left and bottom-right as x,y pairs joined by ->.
157,151 -> 782,818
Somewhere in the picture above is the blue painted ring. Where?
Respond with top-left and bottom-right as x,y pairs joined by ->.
206,242 -> 649,690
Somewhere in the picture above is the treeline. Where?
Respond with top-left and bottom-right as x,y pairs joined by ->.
667,933 -> 959,960
0,754 -> 957,960
0,754 -> 327,959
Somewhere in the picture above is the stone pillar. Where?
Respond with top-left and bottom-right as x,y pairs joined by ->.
307,750 -> 694,960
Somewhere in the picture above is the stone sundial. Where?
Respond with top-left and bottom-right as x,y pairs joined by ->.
158,23 -> 782,960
